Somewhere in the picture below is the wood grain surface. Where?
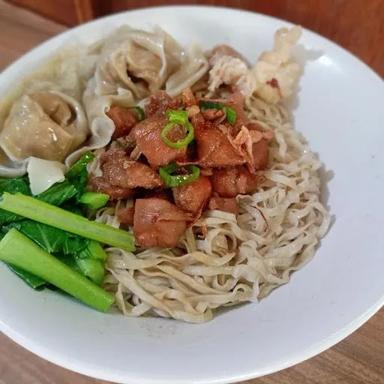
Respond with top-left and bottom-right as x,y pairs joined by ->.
0,1 -> 383,383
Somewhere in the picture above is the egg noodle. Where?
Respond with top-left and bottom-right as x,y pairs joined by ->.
101,94 -> 330,323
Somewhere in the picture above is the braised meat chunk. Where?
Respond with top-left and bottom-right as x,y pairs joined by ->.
193,118 -> 245,168
208,196 -> 239,215
211,166 -> 261,197
107,106 -> 139,139
132,115 -> 187,168
252,138 -> 269,170
173,176 -> 212,216
100,149 -> 163,189
117,206 -> 135,227
145,91 -> 181,117
88,176 -> 133,200
133,198 -> 190,248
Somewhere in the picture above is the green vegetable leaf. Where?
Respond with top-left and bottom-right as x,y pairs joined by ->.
66,152 -> 95,198
0,193 -> 136,251
0,177 -> 30,194
3,220 -> 89,255
75,258 -> 105,286
66,152 -> 95,179
0,229 -> 114,312
7,264 -> 46,290
0,177 -> 31,225
37,180 -> 77,206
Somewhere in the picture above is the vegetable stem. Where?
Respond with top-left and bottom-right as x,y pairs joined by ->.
79,192 -> 109,210
0,229 -> 114,311
0,193 -> 135,251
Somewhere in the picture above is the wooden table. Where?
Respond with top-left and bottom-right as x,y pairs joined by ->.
0,1 -> 383,383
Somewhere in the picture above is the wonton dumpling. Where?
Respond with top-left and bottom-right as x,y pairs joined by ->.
0,90 -> 88,162
95,26 -> 184,99
66,78 -> 135,167
252,26 -> 302,104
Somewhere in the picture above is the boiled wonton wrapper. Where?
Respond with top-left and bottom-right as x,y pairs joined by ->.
95,26 -> 184,99
68,78 -> 136,167
84,26 -> 208,148
0,90 -> 88,163
252,26 -> 302,104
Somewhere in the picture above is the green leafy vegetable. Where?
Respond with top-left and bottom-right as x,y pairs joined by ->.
0,177 -> 30,195
0,192 -> 135,251
37,180 -> 78,206
0,229 -> 114,312
7,264 -> 46,290
66,152 -> 95,197
75,241 -> 107,285
75,258 -> 105,286
0,177 -> 31,225
79,192 -> 109,210
3,220 -> 89,255
66,152 -> 95,180
0,153 -> 114,292
77,240 -> 107,261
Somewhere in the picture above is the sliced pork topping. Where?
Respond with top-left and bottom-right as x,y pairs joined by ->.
106,106 -> 140,139
133,198 -> 190,248
145,91 -> 181,117
211,166 -> 261,198
100,149 -> 163,189
192,115 -> 245,168
88,176 -> 133,200
173,176 -> 212,216
252,138 -> 269,170
132,114 -> 187,168
208,196 -> 239,215
117,206 -> 135,227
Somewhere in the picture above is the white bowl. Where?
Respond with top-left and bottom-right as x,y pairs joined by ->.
0,6 -> 383,384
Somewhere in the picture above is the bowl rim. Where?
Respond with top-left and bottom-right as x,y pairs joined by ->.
0,5 -> 383,384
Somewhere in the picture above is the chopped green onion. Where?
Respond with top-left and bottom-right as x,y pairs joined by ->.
0,229 -> 114,312
161,109 -> 194,149
199,100 -> 237,125
0,193 -> 135,252
132,106 -> 145,121
166,109 -> 188,124
79,192 -> 109,210
224,106 -> 237,124
159,163 -> 200,188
